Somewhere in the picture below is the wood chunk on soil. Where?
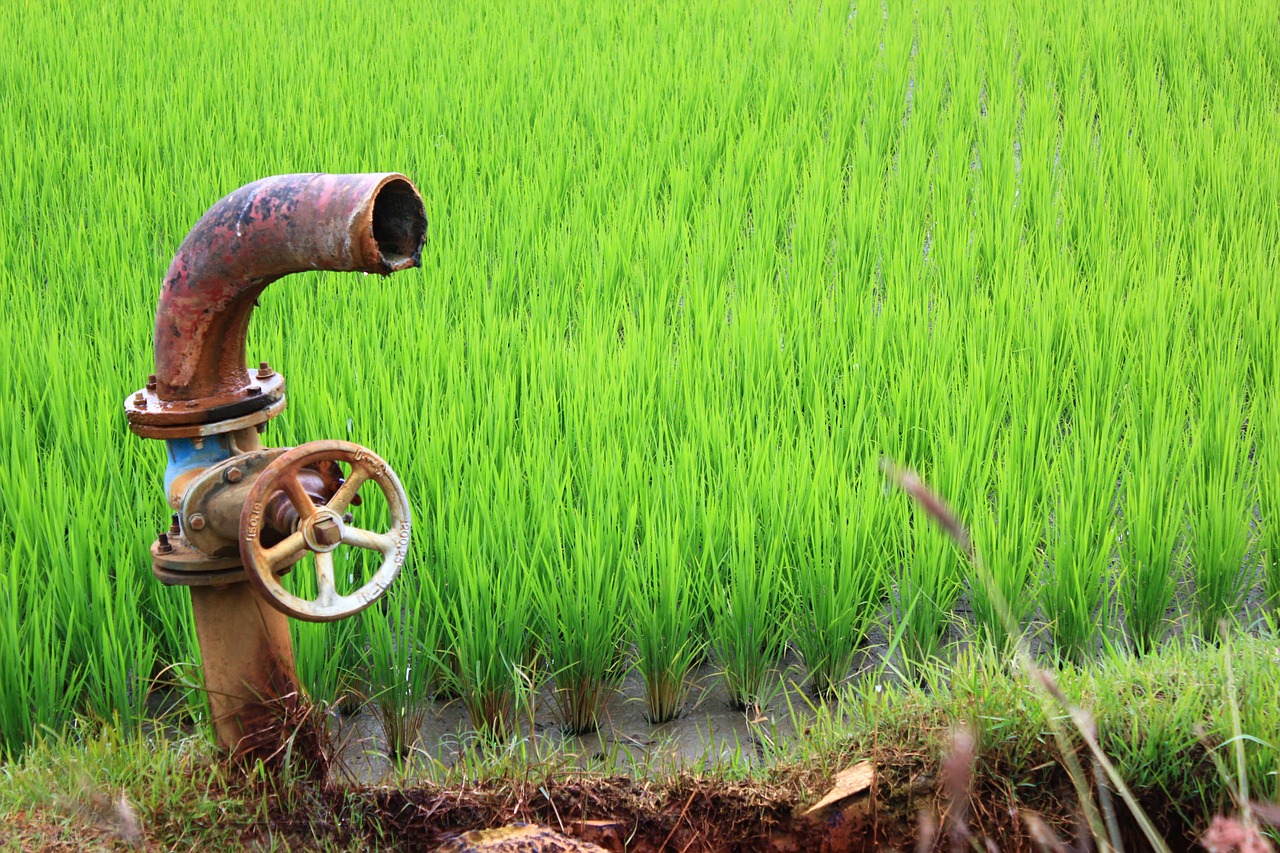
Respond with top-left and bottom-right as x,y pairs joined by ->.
434,822 -> 607,853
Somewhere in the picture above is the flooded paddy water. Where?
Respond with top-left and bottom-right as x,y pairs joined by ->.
331,659 -> 816,785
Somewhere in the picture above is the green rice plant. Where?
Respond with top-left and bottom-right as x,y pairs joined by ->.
433,527 -> 535,743
534,509 -> 631,735
892,498 -> 965,675
689,488 -> 733,665
360,579 -> 437,763
290,619 -> 363,714
1118,364 -> 1189,656
791,467 -> 886,696
285,568 -> 364,713
964,327 -> 1057,653
0,577 -> 81,759
1258,390 -> 1280,619
1042,432 -> 1122,665
1188,343 -> 1256,642
628,515 -> 706,724
708,502 -> 789,712
969,459 -> 1045,654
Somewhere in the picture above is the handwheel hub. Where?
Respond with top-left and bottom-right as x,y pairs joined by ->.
303,508 -> 344,553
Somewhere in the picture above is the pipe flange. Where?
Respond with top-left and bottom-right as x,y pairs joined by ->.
128,395 -> 287,441
151,564 -> 304,588
152,564 -> 249,588
125,371 -> 286,434
150,532 -> 302,587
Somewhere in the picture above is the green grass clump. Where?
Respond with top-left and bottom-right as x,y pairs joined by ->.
1042,429 -> 1123,664
628,515 -> 706,724
361,586 -> 437,762
1118,349 -> 1189,656
792,466 -> 885,696
1189,339 -> 1257,642
535,512 -> 631,735
433,528 -> 534,743
893,501 -> 965,675
1262,393 -> 1280,620
709,503 -> 790,712
970,459 -> 1044,653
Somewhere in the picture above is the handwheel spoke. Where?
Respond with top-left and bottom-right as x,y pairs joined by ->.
314,551 -> 337,606
327,466 -> 370,513
342,526 -> 394,554
282,474 -> 317,518
263,530 -> 306,567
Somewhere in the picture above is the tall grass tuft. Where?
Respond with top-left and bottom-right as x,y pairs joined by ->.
288,579 -> 364,713
792,469 -> 885,696
1118,368 -> 1188,656
434,528 -> 534,742
628,514 -> 706,724
709,503 -> 789,712
893,500 -> 964,674
1262,392 -> 1280,618
535,510 -> 632,735
1188,341 -> 1256,642
1043,434 -> 1122,664
970,460 -> 1044,654
361,584 -> 437,763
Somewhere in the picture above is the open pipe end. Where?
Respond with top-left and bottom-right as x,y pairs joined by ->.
368,176 -> 427,271
142,172 -> 429,421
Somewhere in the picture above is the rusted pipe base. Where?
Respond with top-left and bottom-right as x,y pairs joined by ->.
189,582 -> 300,757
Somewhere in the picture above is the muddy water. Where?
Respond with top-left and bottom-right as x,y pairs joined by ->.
331,659 -> 817,785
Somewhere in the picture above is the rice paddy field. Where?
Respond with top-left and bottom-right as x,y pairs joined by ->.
2,0 -> 1279,807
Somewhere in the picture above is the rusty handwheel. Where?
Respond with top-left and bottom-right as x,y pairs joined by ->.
240,439 -> 411,622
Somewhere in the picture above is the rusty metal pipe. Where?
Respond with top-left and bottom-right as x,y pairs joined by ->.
128,173 -> 426,758
153,173 -> 426,405
189,583 -> 297,755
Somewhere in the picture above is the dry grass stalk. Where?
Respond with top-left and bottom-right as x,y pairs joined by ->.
881,458 -> 1170,853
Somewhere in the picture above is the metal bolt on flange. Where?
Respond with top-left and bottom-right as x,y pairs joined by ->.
134,392 -> 147,408
224,467 -> 244,483
257,361 -> 275,380
188,513 -> 207,531
169,513 -> 181,535
146,374 -> 158,391
157,533 -> 173,554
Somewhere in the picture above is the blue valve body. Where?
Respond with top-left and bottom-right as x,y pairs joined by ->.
164,436 -> 236,500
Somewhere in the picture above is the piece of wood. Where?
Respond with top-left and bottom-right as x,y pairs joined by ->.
804,761 -> 875,815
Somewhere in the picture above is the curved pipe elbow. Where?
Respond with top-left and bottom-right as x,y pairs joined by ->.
153,173 -> 426,404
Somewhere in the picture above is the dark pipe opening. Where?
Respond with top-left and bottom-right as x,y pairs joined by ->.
372,179 -> 427,266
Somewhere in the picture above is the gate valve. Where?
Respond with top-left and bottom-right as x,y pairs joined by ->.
123,172 -> 428,754
240,440 -> 411,622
